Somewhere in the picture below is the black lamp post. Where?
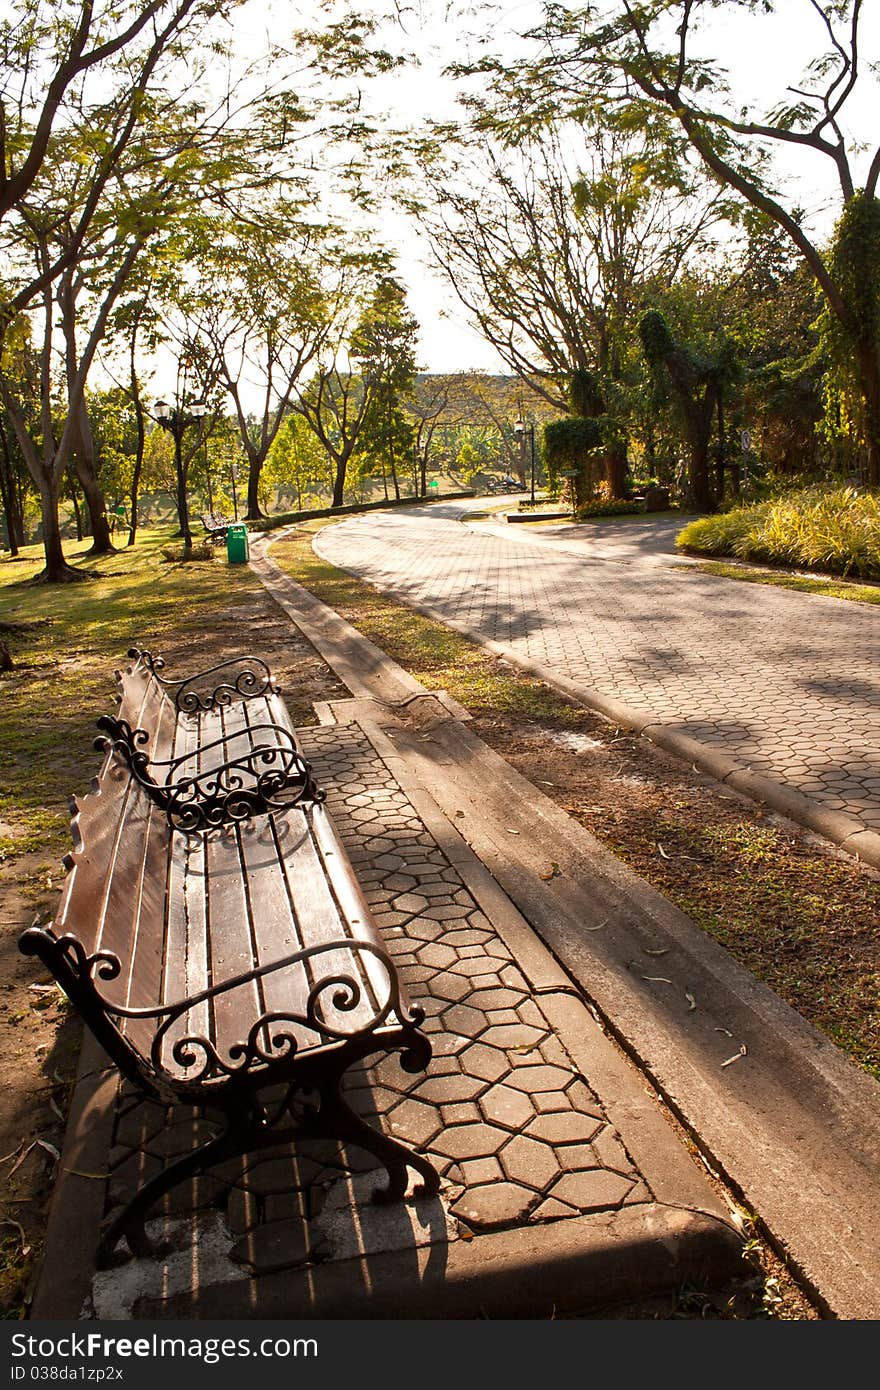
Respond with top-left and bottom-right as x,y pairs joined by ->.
154,397 -> 207,553
514,416 -> 537,505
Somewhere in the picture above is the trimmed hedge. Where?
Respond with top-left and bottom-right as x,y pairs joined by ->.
575,499 -> 643,520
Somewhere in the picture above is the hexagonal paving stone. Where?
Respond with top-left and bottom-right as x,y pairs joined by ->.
406,918 -> 446,943
413,1073 -> 486,1104
417,943 -> 458,969
479,1084 -> 536,1130
448,956 -> 504,979
526,1112 -> 604,1144
441,1102 -> 482,1126
484,1008 -> 522,1026
442,1003 -> 488,1036
531,1196 -> 578,1222
387,1098 -> 444,1147
467,988 -> 528,1012
460,1042 -> 509,1083
238,1154 -> 309,1197
430,1054 -> 463,1076
499,1134 -> 561,1191
429,972 -> 473,1003
565,1078 -> 600,1111
423,1029 -> 471,1057
432,1122 -> 510,1160
374,853 -> 407,870
442,926 -> 493,942
548,1170 -> 634,1210
458,1156 -> 504,1186
591,1129 -> 635,1174
451,1182 -> 537,1229
479,1024 -> 547,1051
392,892 -> 429,913
505,1063 -> 574,1093
420,881 -> 458,899
422,906 -> 472,924
383,874 -> 417,893
147,1117 -> 219,1159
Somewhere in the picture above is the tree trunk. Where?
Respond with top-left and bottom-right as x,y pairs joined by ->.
389,446 -> 400,501
715,395 -> 726,502
75,453 -> 114,554
683,401 -> 717,512
0,423 -> 24,554
0,639 -> 12,671
173,436 -> 193,554
127,392 -> 146,548
37,476 -> 85,582
332,456 -> 347,508
245,456 -> 264,520
604,443 -> 628,499
62,288 -> 114,555
856,343 -> 880,488
68,470 -> 84,540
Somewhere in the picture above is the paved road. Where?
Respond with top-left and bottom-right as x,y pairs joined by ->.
314,498 -> 880,840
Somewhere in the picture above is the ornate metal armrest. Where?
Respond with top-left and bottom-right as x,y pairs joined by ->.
128,648 -> 277,713
20,928 -> 423,1087
95,715 -> 323,833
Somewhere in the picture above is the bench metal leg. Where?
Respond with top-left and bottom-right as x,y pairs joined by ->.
97,1119 -> 249,1267
97,1078 -> 440,1266
305,1082 -> 441,1204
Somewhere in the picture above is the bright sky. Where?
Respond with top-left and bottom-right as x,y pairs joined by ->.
176,0 -> 880,385
296,0 -> 879,375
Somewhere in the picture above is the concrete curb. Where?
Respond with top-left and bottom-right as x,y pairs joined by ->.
132,1205 -> 742,1320
30,1033 -> 116,1319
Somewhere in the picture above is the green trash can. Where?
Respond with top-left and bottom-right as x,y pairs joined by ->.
226,522 -> 249,564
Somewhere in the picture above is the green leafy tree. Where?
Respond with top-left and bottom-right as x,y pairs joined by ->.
639,309 -> 741,511
395,110 -> 730,495
264,413 -> 328,512
494,0 -> 880,482
294,271 -> 419,507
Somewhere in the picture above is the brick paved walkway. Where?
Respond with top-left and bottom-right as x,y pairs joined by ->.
40,711 -> 738,1319
315,504 -> 880,835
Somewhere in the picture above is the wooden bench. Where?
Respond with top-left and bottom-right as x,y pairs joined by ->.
200,512 -> 232,544
20,649 -> 440,1265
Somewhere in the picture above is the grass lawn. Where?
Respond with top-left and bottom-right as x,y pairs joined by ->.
0,529 -> 262,860
678,558 -> 880,605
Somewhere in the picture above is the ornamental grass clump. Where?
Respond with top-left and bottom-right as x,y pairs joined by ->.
677,487 -> 880,579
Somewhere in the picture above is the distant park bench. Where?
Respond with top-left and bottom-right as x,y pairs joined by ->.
20,648 -> 439,1264
200,511 -> 232,543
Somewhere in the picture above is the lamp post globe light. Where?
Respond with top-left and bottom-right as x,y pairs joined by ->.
154,397 -> 208,553
514,416 -> 537,505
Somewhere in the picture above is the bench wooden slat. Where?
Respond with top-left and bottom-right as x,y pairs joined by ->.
236,816 -> 318,1057
202,823 -> 264,1072
271,806 -> 379,1035
157,827 -> 210,1079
